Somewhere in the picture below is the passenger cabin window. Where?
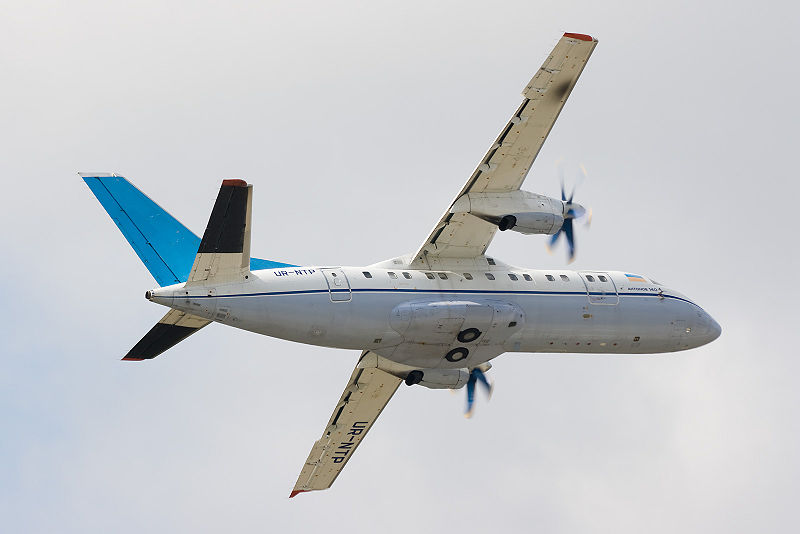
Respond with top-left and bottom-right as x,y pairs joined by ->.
508,273 -> 518,281
485,273 -> 495,280
388,272 -> 398,279
545,275 -> 555,281
598,275 -> 608,282
362,271 -> 372,279
425,272 -> 435,280
437,272 -> 448,280
523,274 -> 533,282
586,275 -> 595,282
560,275 -> 569,282
402,272 -> 412,279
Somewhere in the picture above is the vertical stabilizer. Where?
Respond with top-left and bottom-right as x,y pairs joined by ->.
82,173 -> 297,286
186,179 -> 253,285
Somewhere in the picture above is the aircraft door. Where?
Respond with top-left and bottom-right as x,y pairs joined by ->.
321,268 -> 352,302
579,272 -> 619,305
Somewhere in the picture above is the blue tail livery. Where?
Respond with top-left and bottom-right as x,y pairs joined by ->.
81,173 -> 296,286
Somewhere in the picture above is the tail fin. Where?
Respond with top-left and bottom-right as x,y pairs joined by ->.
186,179 -> 253,284
82,173 -> 200,286
81,173 -> 296,286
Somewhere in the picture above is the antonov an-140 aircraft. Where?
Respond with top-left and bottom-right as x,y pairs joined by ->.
83,33 -> 720,497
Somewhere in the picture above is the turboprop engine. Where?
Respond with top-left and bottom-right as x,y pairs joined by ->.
357,352 -> 475,390
450,190 -> 568,235
358,352 -> 495,417
450,188 -> 590,261
358,351 -> 469,389
405,368 -> 470,389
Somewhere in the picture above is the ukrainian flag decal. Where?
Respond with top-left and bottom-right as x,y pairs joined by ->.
625,273 -> 647,283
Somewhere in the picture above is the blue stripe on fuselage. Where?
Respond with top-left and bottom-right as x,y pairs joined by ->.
193,287 -> 698,308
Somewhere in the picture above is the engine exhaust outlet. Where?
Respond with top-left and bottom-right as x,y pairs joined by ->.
498,215 -> 516,231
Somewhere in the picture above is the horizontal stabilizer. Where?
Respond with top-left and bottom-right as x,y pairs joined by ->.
123,309 -> 210,361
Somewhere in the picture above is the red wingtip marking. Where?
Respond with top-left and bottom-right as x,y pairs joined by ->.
289,490 -> 308,498
563,32 -> 593,41
222,179 -> 248,187
121,357 -> 144,361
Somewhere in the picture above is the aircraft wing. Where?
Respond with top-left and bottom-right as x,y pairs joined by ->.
290,351 -> 402,497
409,33 -> 597,267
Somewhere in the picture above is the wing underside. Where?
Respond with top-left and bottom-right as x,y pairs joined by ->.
290,351 -> 402,497
410,33 -> 598,266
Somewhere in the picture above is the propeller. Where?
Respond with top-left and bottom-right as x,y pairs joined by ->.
465,364 -> 493,418
548,163 -> 592,263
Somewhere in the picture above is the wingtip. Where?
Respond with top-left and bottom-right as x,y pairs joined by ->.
563,32 -> 594,42
222,179 -> 248,187
289,490 -> 309,499
121,357 -> 144,361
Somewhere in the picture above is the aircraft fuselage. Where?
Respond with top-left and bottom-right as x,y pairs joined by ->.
149,259 -> 720,370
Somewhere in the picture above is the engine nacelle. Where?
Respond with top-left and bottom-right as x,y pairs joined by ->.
415,368 -> 470,390
357,352 -> 470,390
450,190 -> 564,235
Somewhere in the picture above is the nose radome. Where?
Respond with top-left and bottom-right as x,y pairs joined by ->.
707,315 -> 722,342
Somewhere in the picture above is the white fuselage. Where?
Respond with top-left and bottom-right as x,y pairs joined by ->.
149,257 -> 720,370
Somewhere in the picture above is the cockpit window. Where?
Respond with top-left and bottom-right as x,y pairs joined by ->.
586,275 -> 595,282
560,275 -> 569,282
362,271 -> 372,278
598,275 -> 607,282
437,272 -> 448,280
388,272 -> 398,279
523,274 -> 533,282
508,273 -> 518,281
425,272 -> 435,280
402,272 -> 412,279
463,273 -> 473,280
545,275 -> 555,281
485,273 -> 495,280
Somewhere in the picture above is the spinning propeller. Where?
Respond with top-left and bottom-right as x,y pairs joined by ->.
548,163 -> 592,263
464,364 -> 493,418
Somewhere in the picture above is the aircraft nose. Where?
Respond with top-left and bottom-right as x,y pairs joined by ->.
706,314 -> 722,342
694,309 -> 721,346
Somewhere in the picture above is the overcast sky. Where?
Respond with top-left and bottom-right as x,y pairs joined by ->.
1,1 -> 798,532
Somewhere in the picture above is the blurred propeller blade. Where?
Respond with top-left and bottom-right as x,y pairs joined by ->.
465,374 -> 476,418
548,162 -> 590,263
563,218 -> 575,263
464,367 -> 493,418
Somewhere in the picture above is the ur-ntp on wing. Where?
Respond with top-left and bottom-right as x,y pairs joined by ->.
290,352 -> 402,497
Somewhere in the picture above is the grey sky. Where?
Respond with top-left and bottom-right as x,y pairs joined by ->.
1,1 -> 798,532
